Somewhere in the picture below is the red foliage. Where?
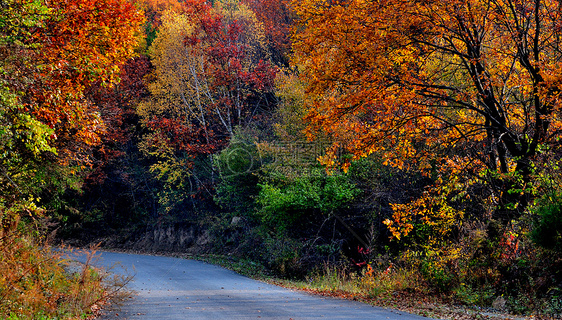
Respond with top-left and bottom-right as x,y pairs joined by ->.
25,0 -> 143,165
147,117 -> 223,155
84,56 -> 152,185
241,0 -> 293,64
183,1 -> 277,135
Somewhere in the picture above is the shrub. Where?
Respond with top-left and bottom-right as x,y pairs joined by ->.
531,192 -> 562,253
0,235 -> 108,319
214,128 -> 264,215
0,200 -> 123,319
256,169 -> 359,233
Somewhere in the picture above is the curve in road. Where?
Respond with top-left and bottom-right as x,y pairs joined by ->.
69,251 -> 434,320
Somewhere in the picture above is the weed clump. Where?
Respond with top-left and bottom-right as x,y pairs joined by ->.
0,222 -> 121,319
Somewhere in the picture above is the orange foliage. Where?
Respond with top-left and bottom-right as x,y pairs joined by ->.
293,0 -> 562,177
292,0 -> 562,237
29,0 -> 144,165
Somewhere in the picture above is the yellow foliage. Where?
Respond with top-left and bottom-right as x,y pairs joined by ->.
139,1 -> 270,136
384,179 -> 465,243
138,9 -> 197,121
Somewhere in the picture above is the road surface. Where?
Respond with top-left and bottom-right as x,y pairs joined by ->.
69,250 -> 434,320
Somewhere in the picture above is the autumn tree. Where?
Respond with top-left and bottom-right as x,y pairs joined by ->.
138,0 -> 277,215
293,0 -> 562,235
138,7 -> 222,215
67,56 -> 158,227
137,0 -> 185,49
140,0 -> 276,139
241,0 -> 294,66
180,0 -> 277,137
0,1 -> 143,316
84,56 -> 152,186
1,0 -> 143,221
29,0 -> 144,167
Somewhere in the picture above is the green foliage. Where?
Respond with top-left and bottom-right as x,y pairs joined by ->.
257,169 -> 359,232
419,256 -> 456,293
506,294 -> 533,315
545,290 -> 562,315
214,129 -> 263,214
531,192 -> 562,252
0,0 -> 49,47
261,233 -> 305,278
453,284 -> 495,306
0,72 -> 77,222
0,75 -> 55,171
0,78 -> 54,159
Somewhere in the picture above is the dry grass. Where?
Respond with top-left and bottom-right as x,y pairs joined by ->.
0,226 -> 131,320
284,262 -> 422,297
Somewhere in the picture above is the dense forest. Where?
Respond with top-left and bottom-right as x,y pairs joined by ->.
1,0 -> 562,318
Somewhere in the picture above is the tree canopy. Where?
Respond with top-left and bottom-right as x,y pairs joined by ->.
0,0 -> 143,218
293,0 -> 562,232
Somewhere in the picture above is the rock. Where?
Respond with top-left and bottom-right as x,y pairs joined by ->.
196,230 -> 210,246
492,296 -> 507,310
230,216 -> 243,226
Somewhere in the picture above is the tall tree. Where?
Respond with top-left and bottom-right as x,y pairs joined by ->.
293,0 -> 562,231
0,0 -> 143,219
138,0 -> 277,216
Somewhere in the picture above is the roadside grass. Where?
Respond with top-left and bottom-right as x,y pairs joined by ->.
193,255 -> 421,299
264,265 -> 536,320
191,255 -> 449,316
295,263 -> 421,297
0,232 -> 130,320
192,255 -> 553,319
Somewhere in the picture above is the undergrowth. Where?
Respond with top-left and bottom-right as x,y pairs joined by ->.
0,226 -> 128,319
282,262 -> 423,298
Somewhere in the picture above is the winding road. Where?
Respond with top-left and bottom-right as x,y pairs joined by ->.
69,251 -> 433,320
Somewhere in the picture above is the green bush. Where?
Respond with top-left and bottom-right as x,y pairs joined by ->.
256,169 -> 360,232
532,192 -> 562,252
419,257 -> 456,293
262,234 -> 306,278
454,283 -> 495,306
214,129 -> 264,215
